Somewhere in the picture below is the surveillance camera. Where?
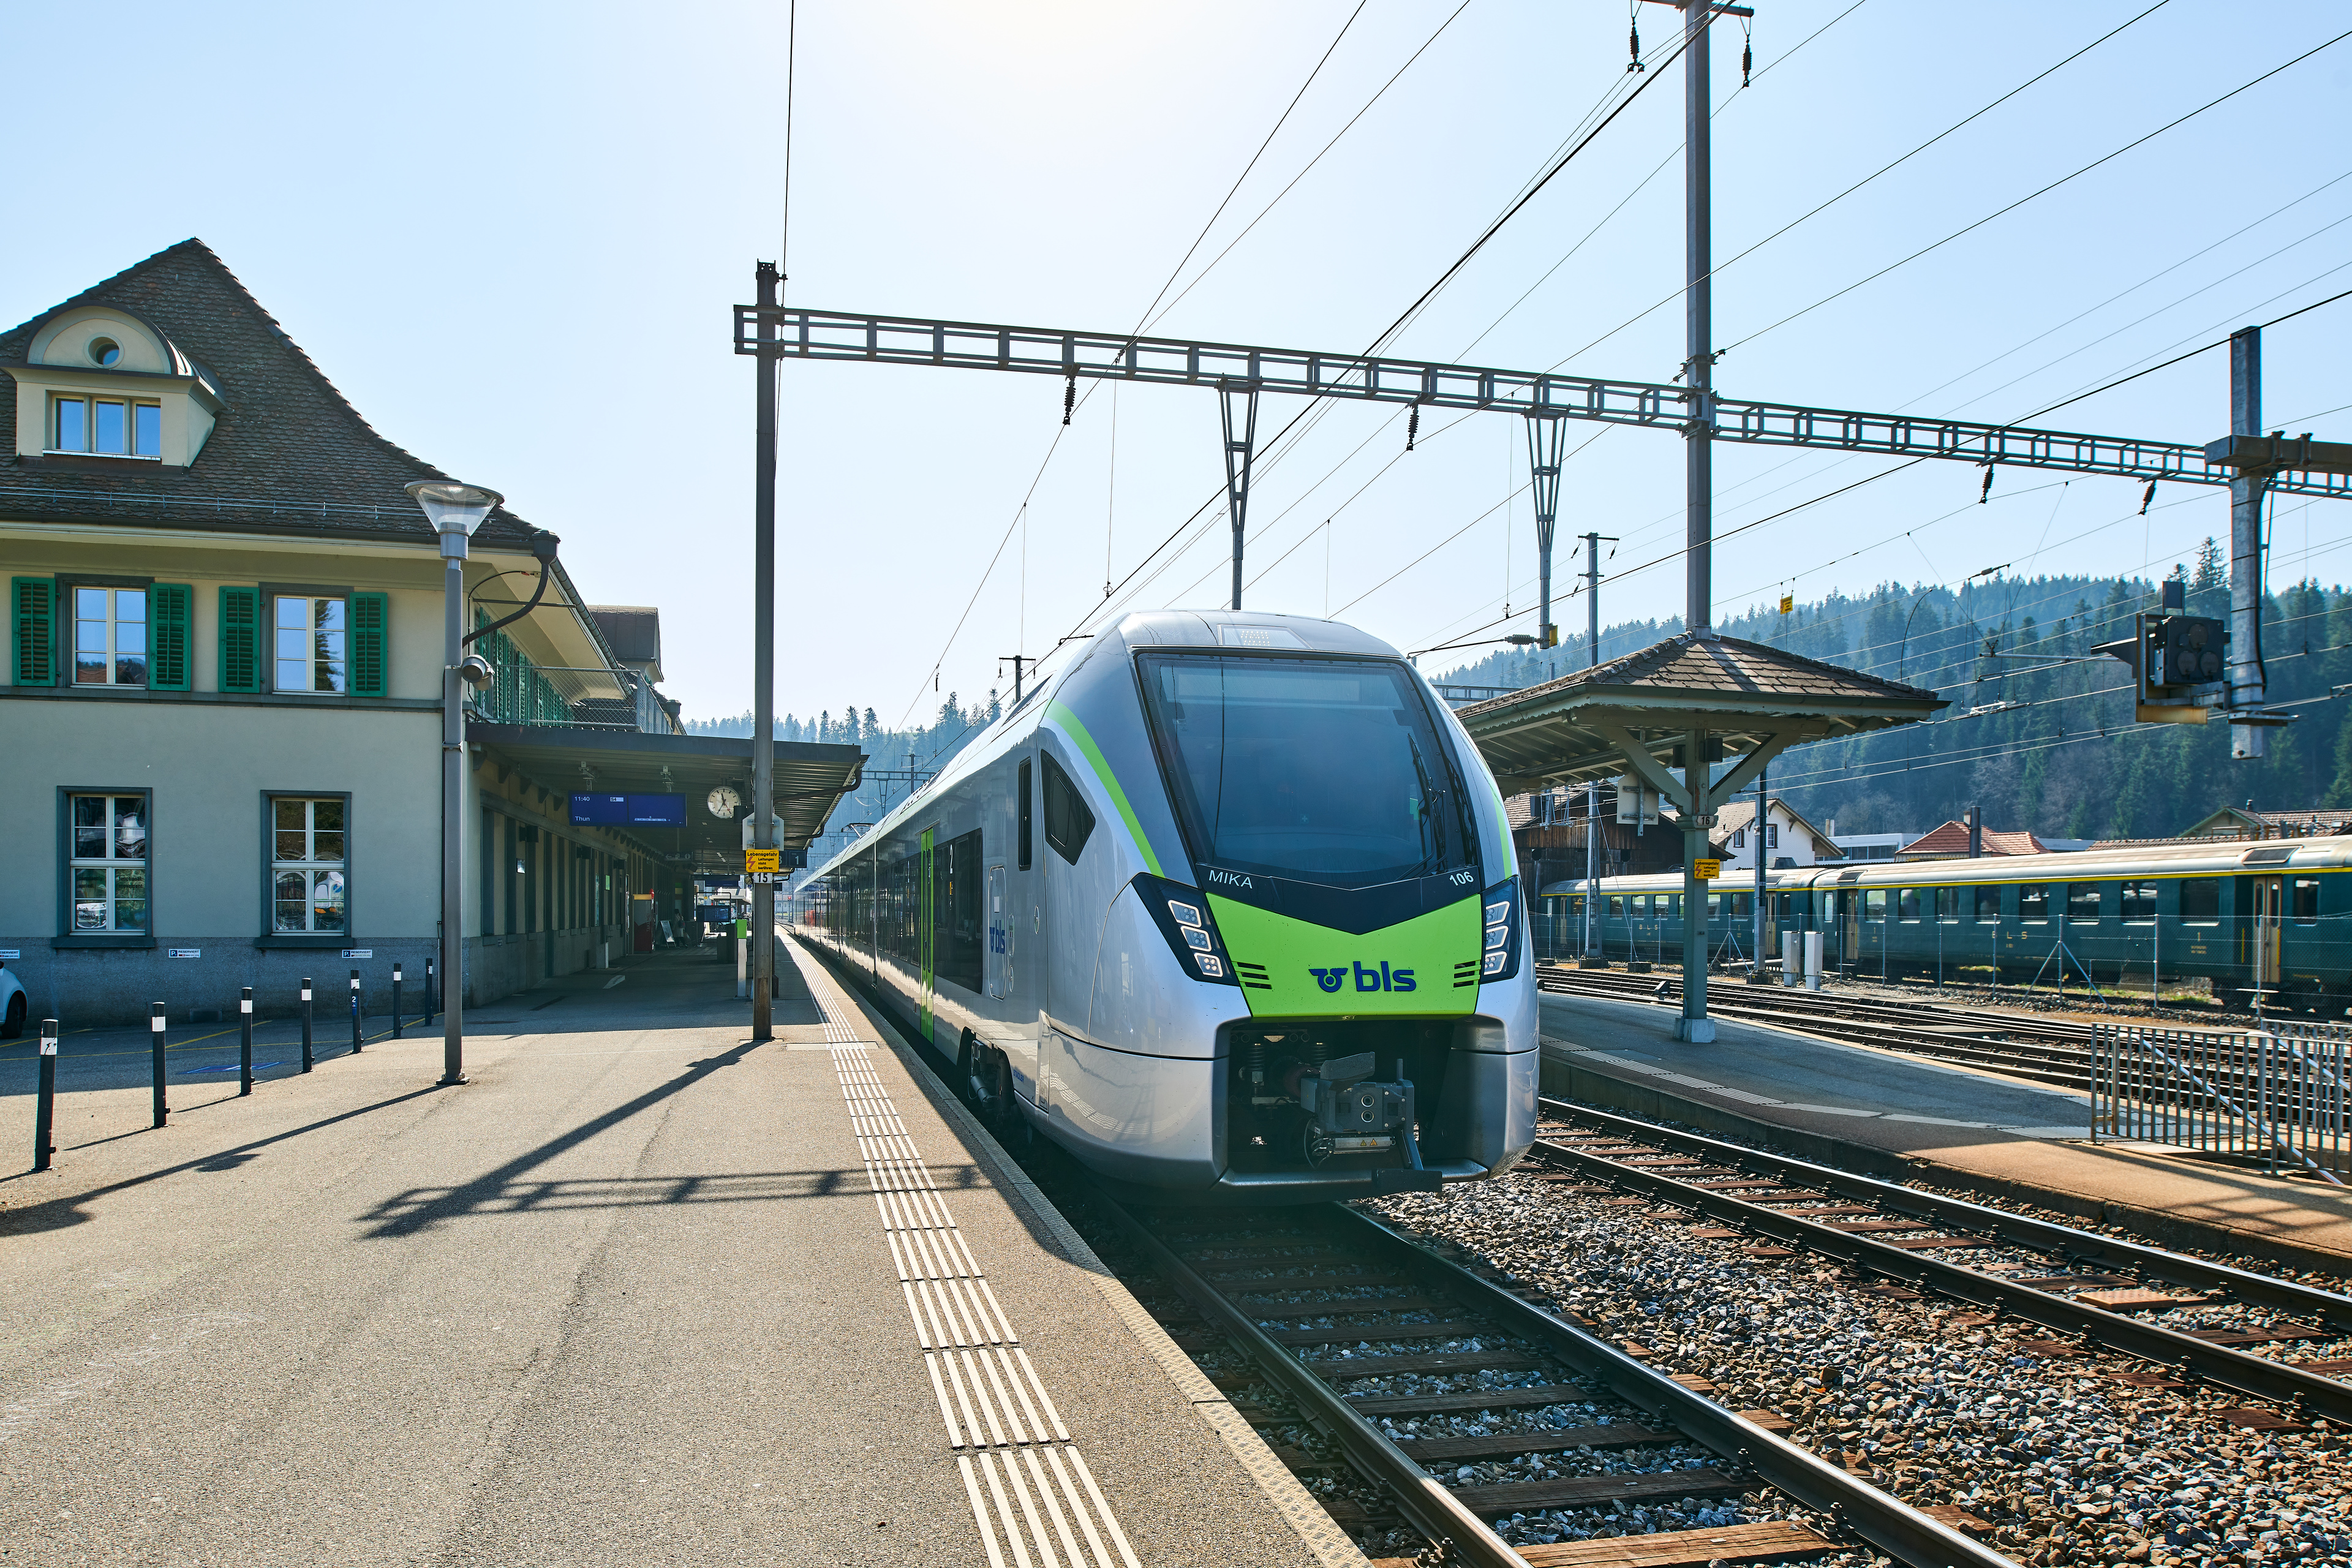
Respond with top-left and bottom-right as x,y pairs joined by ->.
458,654 -> 495,687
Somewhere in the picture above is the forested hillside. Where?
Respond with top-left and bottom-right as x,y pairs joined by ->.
676,542 -> 2348,854
1431,541 -> 2352,842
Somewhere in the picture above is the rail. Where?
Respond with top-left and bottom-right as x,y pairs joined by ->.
2094,1019 -> 2352,1182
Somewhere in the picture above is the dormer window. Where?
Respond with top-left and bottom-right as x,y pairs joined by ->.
89,337 -> 121,367
52,394 -> 162,458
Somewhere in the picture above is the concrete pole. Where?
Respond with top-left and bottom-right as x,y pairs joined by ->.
1675,3 -> 1717,1042
752,261 -> 780,1040
1682,0 -> 1714,641
1752,764 -> 1767,980
1677,729 -> 1714,1042
2228,325 -> 2266,760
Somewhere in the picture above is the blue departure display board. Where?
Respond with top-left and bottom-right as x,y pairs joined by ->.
569,793 -> 686,826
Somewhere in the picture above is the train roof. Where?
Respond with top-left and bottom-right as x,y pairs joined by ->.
1537,834 -> 2352,896
799,609 -> 1411,884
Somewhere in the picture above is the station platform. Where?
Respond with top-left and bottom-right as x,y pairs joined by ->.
0,941 -> 1347,1567
1542,990 -> 2352,1280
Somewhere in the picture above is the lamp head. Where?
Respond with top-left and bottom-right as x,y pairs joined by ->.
458,654 -> 495,687
406,479 -> 505,559
529,529 -> 561,564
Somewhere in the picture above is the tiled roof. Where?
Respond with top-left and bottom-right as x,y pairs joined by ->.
1457,630 -> 1940,719
1899,820 -> 2048,858
0,238 -> 538,549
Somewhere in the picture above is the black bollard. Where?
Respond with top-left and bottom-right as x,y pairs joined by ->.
349,970 -> 363,1054
425,958 -> 436,1027
239,987 -> 254,1096
34,1019 -> 59,1172
301,978 -> 314,1072
392,964 -> 404,1039
150,1003 -> 168,1128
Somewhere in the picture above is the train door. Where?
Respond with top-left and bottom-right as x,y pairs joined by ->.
1008,756 -> 1042,1103
918,827 -> 937,1044
2251,875 -> 2283,993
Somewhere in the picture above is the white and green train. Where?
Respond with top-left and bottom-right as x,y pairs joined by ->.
797,610 -> 1538,1199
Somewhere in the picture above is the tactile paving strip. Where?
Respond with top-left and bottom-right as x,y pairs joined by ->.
814,996 -> 1143,1568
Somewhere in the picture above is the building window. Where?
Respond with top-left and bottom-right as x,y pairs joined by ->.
70,793 -> 149,932
51,394 -> 161,457
1766,824 -> 1779,850
1732,829 -> 1746,850
73,586 -> 146,686
273,595 -> 348,692
270,797 -> 347,932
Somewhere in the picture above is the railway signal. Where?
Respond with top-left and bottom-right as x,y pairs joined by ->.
2095,580 -> 2230,724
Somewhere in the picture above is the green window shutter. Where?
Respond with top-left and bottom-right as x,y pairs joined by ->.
12,576 -> 56,686
219,586 -> 260,692
350,592 -> 388,696
149,584 -> 193,690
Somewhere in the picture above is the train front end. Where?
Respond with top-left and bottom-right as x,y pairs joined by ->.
1050,611 -> 1537,1200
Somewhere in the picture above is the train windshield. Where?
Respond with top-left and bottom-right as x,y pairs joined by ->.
1137,653 -> 1479,889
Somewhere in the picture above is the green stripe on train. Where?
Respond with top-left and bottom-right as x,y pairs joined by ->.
1049,701 -> 1164,877
1210,894 -> 1481,1018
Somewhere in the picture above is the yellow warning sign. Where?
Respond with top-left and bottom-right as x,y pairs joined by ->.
1693,858 -> 1723,880
745,848 -> 781,873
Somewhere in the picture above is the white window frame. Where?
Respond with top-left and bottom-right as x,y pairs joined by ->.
269,795 -> 350,935
270,592 -> 352,693
70,584 -> 149,687
68,791 -> 151,933
49,392 -> 162,458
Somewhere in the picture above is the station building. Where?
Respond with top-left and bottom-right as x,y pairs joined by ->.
0,241 -> 861,1028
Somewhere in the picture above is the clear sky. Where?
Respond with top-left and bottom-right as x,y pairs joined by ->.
6,1 -> 2346,726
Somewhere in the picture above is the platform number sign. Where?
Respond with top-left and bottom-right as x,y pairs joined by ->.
1693,858 -> 1723,880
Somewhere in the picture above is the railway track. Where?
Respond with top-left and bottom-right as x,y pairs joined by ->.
1536,964 -> 2095,1090
1530,1096 -> 2352,1421
1071,1188 -> 2013,1568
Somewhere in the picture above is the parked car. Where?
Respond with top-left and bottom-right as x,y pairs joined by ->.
0,960 -> 24,1038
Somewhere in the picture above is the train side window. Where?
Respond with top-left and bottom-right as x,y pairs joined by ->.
1039,752 -> 1095,864
2122,881 -> 2157,922
2179,879 -> 2220,922
1634,894 -> 1651,917
1731,891 -> 1752,922
1708,892 -> 1724,919
2018,884 -> 2048,921
1662,894 -> 1680,920
2066,883 -> 2101,922
1934,886 -> 1958,922
1896,887 -> 1921,921
1017,760 -> 1033,870
1863,889 -> 1886,922
1975,885 -> 2001,922
2293,878 -> 2320,924
1608,895 -> 1626,919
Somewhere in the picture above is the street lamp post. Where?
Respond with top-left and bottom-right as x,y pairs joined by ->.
406,478 -> 504,1088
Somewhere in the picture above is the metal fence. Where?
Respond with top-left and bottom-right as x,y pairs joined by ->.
2092,1019 -> 2352,1182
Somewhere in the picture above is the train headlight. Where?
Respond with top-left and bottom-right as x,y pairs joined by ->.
1135,874 -> 1241,989
1476,876 -> 1523,984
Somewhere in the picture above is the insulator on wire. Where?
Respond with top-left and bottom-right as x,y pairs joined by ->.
1061,372 -> 1076,426
1978,464 -> 1995,504
2139,478 -> 2158,514
1627,6 -> 1643,72
1406,405 -> 1420,452
1741,20 -> 1753,87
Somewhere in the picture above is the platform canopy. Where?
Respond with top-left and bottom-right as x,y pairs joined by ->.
469,723 -> 865,870
1455,631 -> 1945,803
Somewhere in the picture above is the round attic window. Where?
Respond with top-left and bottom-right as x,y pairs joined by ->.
88,337 -> 121,367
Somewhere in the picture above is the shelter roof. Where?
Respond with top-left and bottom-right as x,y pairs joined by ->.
1453,631 -> 1944,793
469,725 -> 865,869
